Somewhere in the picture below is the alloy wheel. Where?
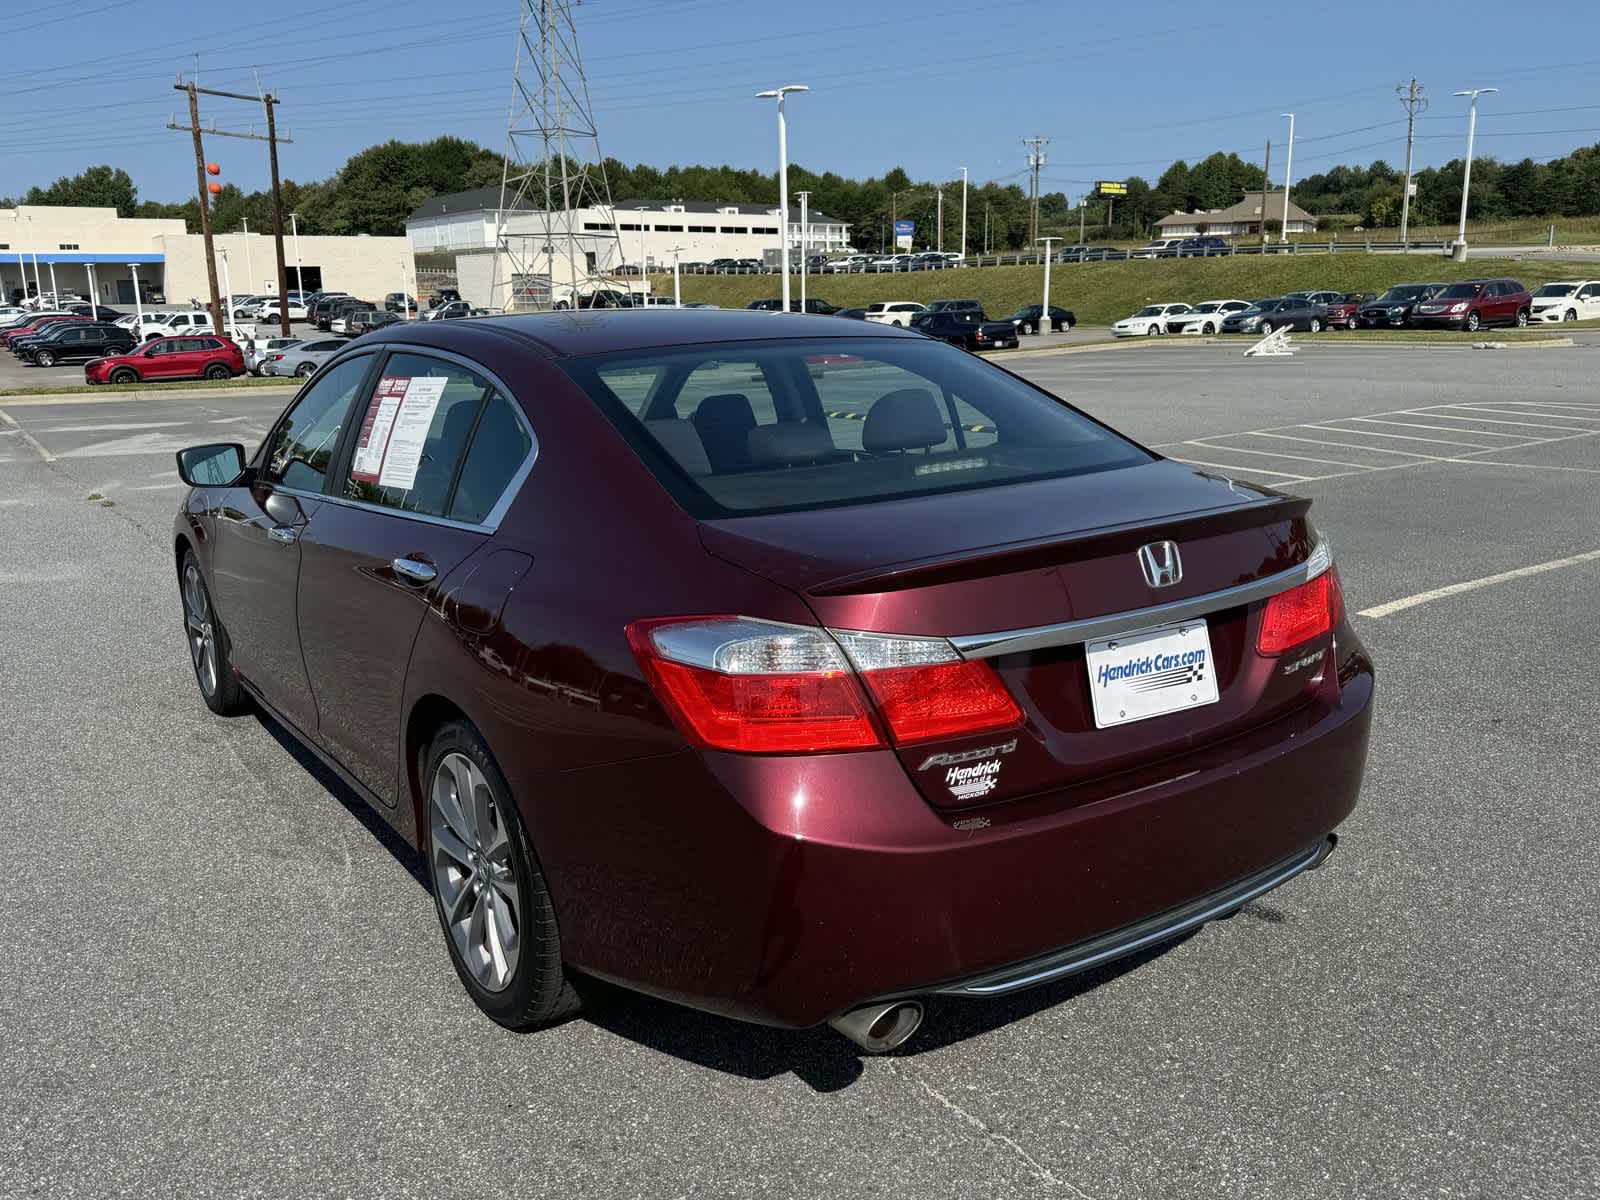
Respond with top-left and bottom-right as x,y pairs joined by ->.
182,562 -> 218,696
429,752 -> 522,994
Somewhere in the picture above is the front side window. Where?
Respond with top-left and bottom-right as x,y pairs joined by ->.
343,353 -> 501,518
563,338 -> 1151,518
262,356 -> 371,492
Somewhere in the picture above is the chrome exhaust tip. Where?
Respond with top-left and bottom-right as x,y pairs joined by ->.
828,1000 -> 924,1054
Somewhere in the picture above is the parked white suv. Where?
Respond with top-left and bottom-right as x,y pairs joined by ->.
136,309 -> 256,342
1529,280 -> 1600,323
1130,239 -> 1185,259
864,301 -> 926,327
1112,303 -> 1192,336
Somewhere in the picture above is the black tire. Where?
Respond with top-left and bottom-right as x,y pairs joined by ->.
1059,318 -> 1072,331
35,349 -> 54,367
423,720 -> 580,1030
1145,324 -> 1160,336
109,367 -> 138,384
1203,322 -> 1216,335
1565,309 -> 1577,322
1516,308 -> 1529,328
180,549 -> 248,717
1027,321 -> 1039,335
1465,312 -> 1481,333
204,363 -> 230,380
1308,317 -> 1322,333
1259,321 -> 1274,335
294,361 -> 316,377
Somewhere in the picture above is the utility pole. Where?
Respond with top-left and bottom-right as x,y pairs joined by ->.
263,93 -> 292,335
983,203 -> 991,255
1024,136 -> 1049,246
170,80 -> 295,335
1260,139 -> 1273,246
178,82 -> 224,335
1396,79 -> 1427,245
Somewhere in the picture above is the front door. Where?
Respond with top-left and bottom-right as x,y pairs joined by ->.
296,350 -> 533,803
208,355 -> 376,734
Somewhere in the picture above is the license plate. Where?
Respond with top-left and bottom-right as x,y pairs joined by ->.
1085,619 -> 1220,729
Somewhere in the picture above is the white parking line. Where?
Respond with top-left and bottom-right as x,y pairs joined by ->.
1402,409 -> 1590,432
1310,423 -> 1493,449
1248,432 -> 1443,459
1184,441 -> 1373,469
1164,455 -> 1309,481
1360,548 -> 1600,618
1348,416 -> 1526,441
1443,404 -> 1600,423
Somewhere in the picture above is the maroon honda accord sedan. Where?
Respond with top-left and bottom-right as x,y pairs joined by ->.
172,310 -> 1373,1051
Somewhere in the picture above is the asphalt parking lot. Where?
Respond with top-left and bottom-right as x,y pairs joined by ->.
3,341 -> 1596,1198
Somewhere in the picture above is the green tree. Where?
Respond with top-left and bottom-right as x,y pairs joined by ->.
25,165 -> 138,216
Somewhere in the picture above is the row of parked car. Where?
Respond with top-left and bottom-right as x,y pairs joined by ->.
739,296 -> 1076,348
1108,277 -> 1589,337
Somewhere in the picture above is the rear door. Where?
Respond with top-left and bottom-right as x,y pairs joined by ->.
1580,283 -> 1600,319
295,349 -> 534,802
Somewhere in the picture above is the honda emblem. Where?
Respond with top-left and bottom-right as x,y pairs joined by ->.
1136,541 -> 1183,588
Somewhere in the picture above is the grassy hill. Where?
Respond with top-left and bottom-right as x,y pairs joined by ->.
650,255 -> 1586,326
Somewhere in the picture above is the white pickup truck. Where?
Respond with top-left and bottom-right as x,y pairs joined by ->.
134,309 -> 256,342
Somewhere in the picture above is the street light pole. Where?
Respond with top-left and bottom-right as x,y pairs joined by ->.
1038,237 -> 1061,336
1279,113 -> 1295,242
795,190 -> 810,310
671,244 -> 683,308
289,212 -> 305,297
635,206 -> 649,281
959,166 -> 968,261
756,84 -> 808,313
1453,87 -> 1498,257
241,217 -> 253,293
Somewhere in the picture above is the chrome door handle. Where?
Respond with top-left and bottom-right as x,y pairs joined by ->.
267,526 -> 299,544
393,557 -> 437,584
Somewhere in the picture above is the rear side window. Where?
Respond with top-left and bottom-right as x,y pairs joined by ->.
562,338 -> 1150,517
343,352 -> 511,520
448,393 -> 534,524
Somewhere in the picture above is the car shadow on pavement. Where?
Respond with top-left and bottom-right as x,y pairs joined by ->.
251,711 -> 429,890
580,937 -> 1193,1093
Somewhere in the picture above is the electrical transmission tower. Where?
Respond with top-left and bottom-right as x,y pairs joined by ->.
1024,136 -> 1050,245
1397,79 -> 1427,244
493,0 -> 622,310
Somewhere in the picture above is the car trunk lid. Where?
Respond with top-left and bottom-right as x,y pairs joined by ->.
700,459 -> 1330,810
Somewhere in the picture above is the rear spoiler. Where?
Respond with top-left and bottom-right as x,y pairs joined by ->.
808,494 -> 1311,597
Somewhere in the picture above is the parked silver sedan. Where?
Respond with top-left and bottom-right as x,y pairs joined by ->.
258,336 -> 348,378
245,336 -> 302,375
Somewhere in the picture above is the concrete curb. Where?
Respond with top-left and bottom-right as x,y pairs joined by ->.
0,384 -> 300,406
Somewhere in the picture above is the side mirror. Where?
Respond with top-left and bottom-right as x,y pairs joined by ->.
176,442 -> 246,487
143,347 -> 158,357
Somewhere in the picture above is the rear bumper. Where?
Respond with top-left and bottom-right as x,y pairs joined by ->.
539,640 -> 1374,1028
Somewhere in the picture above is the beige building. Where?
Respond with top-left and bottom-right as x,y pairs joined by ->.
0,204 -> 415,308
1155,192 -> 1319,238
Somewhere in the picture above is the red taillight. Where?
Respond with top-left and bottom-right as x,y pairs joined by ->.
858,660 -> 1021,743
1257,568 -> 1343,656
627,617 -> 1023,754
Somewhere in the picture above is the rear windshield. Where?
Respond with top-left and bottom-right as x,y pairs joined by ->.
561,338 -> 1151,517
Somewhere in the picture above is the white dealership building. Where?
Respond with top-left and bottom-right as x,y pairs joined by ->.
0,204 -> 415,308
406,187 -> 852,274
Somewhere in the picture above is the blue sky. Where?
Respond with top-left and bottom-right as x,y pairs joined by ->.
7,0 -> 1600,203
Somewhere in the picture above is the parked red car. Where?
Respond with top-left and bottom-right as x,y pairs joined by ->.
1410,278 -> 1532,331
171,312 -> 1374,1052
1323,292 -> 1372,330
86,334 -> 245,384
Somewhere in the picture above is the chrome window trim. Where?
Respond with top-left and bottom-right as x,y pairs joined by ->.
951,538 -> 1331,660
270,343 -> 539,536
